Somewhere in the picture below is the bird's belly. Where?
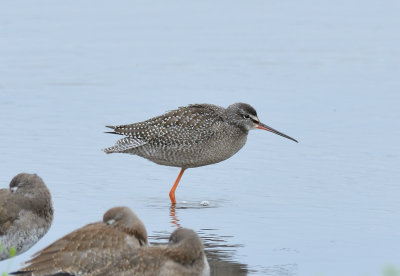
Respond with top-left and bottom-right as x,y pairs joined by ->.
0,215 -> 48,260
133,135 -> 247,168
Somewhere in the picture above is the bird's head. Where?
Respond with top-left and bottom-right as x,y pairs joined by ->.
227,103 -> 298,143
9,173 -> 48,198
103,206 -> 148,245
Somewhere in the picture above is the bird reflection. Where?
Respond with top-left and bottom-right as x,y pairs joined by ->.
166,204 -> 297,275
169,203 -> 182,228
169,202 -> 213,228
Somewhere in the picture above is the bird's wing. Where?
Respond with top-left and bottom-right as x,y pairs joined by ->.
107,104 -> 224,149
89,247 -> 166,276
14,223 -> 128,275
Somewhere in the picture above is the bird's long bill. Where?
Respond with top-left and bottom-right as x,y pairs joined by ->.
257,122 -> 298,143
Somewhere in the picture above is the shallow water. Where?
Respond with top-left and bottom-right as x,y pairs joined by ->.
1,0 -> 399,275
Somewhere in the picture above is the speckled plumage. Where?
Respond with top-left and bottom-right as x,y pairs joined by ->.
0,173 -> 53,261
104,103 -> 297,203
89,228 -> 210,276
12,207 -> 147,276
104,103 -> 248,168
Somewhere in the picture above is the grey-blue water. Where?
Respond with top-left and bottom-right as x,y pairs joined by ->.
1,1 -> 399,275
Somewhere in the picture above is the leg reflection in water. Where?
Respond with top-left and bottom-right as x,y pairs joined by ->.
169,203 -> 182,228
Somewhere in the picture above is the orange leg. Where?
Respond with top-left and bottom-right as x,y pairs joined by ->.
169,168 -> 185,204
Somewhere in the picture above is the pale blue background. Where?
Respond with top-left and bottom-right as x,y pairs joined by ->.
1,0 -> 399,275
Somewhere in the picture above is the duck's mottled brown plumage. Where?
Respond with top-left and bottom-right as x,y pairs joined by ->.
11,207 -> 147,276
0,173 -> 53,261
90,228 -> 210,276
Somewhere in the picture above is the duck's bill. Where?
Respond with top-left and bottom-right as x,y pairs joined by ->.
257,123 -> 298,143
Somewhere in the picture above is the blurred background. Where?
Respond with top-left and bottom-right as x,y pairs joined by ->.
0,0 -> 399,275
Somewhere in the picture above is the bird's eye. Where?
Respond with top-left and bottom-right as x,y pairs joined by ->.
243,114 -> 250,119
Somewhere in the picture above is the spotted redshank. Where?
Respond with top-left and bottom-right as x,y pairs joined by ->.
90,228 -> 210,276
12,207 -> 147,275
0,173 -> 53,261
104,103 -> 298,203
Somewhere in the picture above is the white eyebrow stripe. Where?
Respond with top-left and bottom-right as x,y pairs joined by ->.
250,115 -> 259,121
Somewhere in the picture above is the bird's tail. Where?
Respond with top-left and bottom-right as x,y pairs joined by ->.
104,125 -> 121,135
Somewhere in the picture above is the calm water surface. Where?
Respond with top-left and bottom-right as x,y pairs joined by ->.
1,1 -> 399,275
